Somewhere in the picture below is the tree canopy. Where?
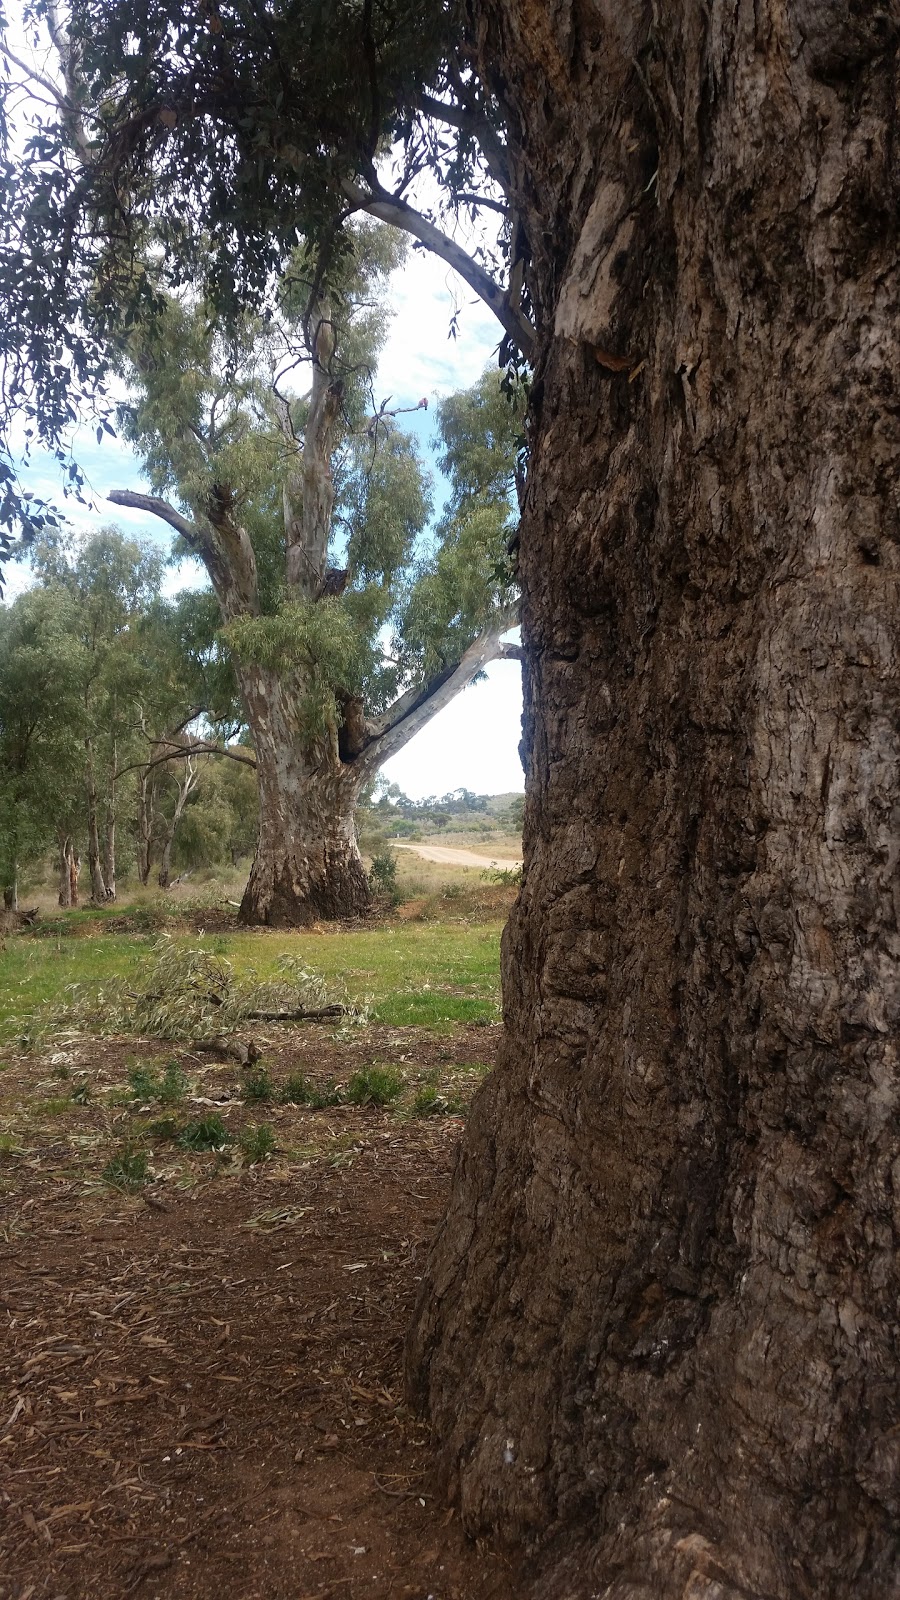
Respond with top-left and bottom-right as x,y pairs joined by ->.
0,0 -> 529,553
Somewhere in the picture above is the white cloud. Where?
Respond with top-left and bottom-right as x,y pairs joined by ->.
382,657 -> 524,800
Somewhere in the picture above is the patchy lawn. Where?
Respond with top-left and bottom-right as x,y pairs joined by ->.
0,920 -> 518,1599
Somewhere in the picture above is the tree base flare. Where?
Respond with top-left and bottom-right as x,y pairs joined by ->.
237,849 -> 371,927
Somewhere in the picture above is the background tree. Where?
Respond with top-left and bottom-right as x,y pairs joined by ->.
109,238 -> 522,925
33,528 -> 168,900
0,586 -> 86,905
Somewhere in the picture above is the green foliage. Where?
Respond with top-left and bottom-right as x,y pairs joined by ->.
128,1059 -> 187,1104
411,1082 -> 464,1117
240,1123 -> 275,1164
280,1074 -> 343,1108
178,1114 -> 232,1152
48,935 -> 332,1041
242,1066 -> 276,1103
102,1146 -> 149,1191
147,1116 -> 181,1142
368,847 -> 399,899
346,1065 -> 404,1107
484,865 -> 523,888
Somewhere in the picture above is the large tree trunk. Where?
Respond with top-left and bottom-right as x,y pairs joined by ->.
407,6 -> 900,1597
237,667 -> 370,926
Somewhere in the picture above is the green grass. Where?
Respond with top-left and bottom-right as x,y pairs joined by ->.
0,920 -> 503,1040
280,1074 -> 343,1108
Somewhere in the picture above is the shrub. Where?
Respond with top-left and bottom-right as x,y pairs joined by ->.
128,1059 -> 187,1105
280,1074 -> 344,1108
242,1067 -> 276,1103
240,1123 -> 275,1164
412,1084 -> 465,1117
147,1116 -> 180,1142
346,1065 -> 404,1108
368,848 -> 399,901
102,1145 -> 148,1191
178,1114 -> 231,1151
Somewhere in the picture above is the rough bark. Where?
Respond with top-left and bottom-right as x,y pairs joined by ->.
2,879 -> 17,912
407,5 -> 900,1598
237,665 -> 370,926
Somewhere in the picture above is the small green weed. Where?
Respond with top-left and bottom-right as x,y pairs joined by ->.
411,1084 -> 465,1117
240,1123 -> 275,1164
346,1064 -> 404,1108
71,1080 -> 91,1105
0,1132 -> 22,1157
33,1097 -> 69,1116
146,1116 -> 181,1142
51,1062 -> 71,1080
127,1062 -> 159,1101
127,1060 -> 187,1105
280,1074 -> 344,1108
178,1114 -> 232,1151
102,1145 -> 148,1191
242,1066 -> 276,1103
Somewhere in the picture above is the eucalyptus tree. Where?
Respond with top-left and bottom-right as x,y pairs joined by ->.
0,585 -> 86,905
33,527 -> 167,899
109,239 -> 521,924
3,3 -> 899,1596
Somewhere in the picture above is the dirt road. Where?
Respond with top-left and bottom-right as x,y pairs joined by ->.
391,841 -> 522,870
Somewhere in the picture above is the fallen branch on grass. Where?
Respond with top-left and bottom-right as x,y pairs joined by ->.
243,1005 -> 350,1022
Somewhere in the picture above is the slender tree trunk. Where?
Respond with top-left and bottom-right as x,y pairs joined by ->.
2,877 -> 17,911
136,770 -> 153,886
103,742 -> 116,900
57,833 -> 79,907
157,756 -> 197,889
237,666 -> 370,926
85,738 -> 108,902
407,6 -> 900,1597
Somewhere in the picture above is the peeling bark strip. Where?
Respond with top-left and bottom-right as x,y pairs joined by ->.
408,4 -> 900,1597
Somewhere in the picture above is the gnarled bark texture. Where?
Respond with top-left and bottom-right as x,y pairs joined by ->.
407,5 -> 900,1597
236,666 -> 370,926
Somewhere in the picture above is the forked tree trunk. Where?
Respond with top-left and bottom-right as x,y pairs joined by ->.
237,667 -> 369,926
407,6 -> 900,1597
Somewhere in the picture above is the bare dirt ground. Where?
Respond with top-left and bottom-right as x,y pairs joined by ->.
0,1025 -> 520,1600
390,844 -> 521,871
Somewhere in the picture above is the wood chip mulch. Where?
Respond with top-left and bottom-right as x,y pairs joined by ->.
0,1027 -> 520,1600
